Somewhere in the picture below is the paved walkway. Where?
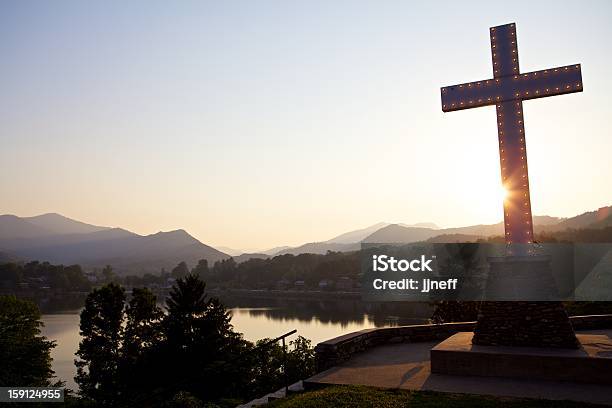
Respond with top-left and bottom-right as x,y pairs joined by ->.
305,330 -> 612,406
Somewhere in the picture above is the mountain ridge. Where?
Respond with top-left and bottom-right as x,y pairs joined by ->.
2,205 -> 610,268
269,205 -> 611,256
0,214 -> 229,275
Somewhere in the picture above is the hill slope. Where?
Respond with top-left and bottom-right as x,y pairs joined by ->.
0,214 -> 229,275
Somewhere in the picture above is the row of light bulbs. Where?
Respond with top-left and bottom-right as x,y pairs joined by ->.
490,24 -> 519,76
497,100 -> 533,243
441,64 -> 581,96
442,81 -> 582,110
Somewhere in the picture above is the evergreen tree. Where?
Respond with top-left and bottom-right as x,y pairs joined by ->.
191,259 -> 209,280
123,287 -> 164,359
171,261 -> 190,280
121,288 -> 164,394
101,265 -> 116,284
162,274 -> 246,400
75,283 -> 125,404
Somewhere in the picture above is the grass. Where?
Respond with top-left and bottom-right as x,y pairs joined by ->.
269,385 -> 605,408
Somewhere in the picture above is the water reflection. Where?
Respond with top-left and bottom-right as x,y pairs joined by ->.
40,313 -> 81,391
219,295 -> 432,328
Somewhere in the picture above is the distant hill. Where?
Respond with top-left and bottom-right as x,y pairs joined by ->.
215,246 -> 244,256
363,224 -> 440,243
23,213 -> 108,235
541,206 -> 612,232
232,253 -> 270,264
273,205 -> 610,255
274,222 -> 438,255
0,214 -> 229,275
274,242 -> 360,256
261,246 -> 291,255
2,206 -> 609,269
216,245 -> 291,257
400,222 -> 440,229
0,249 -> 19,263
0,213 -> 108,240
362,207 -> 610,245
326,223 -> 390,244
425,233 -> 484,243
0,215 -> 54,239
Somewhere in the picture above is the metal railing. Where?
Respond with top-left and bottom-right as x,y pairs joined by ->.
257,329 -> 297,394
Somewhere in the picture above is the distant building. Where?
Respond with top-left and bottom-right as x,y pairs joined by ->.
318,279 -> 334,289
85,273 -> 98,283
336,276 -> 354,291
276,279 -> 290,290
294,280 -> 305,290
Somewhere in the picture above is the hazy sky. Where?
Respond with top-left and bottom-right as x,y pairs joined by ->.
1,1 -> 610,250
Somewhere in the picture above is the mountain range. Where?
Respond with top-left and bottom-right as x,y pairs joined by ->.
262,206 -> 611,256
0,206 -> 610,274
0,213 -> 228,275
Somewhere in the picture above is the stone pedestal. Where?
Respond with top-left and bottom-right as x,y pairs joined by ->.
431,332 -> 612,385
473,255 -> 579,348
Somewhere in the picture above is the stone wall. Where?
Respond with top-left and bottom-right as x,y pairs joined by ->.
473,301 -> 578,348
314,314 -> 612,372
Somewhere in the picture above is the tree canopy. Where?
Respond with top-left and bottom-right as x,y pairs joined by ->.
0,295 -> 56,387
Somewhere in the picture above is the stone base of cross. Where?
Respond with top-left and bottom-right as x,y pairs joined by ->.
474,255 -> 578,348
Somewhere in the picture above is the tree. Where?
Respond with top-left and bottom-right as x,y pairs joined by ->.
171,261 -> 190,280
0,295 -> 56,386
165,274 -> 212,350
101,265 -> 116,284
161,274 -> 247,401
123,288 -> 164,360
0,263 -> 21,290
191,259 -> 209,280
75,283 -> 125,404
121,288 -> 164,394
211,258 -> 237,283
70,274 -> 317,405
248,335 -> 315,398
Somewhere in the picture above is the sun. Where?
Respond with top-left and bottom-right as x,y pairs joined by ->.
500,185 -> 510,202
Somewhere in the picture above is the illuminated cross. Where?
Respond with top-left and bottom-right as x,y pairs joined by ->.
441,23 -> 582,245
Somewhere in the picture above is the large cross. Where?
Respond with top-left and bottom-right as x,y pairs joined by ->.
441,23 -> 582,245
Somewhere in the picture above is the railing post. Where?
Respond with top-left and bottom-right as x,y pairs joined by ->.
282,336 -> 288,394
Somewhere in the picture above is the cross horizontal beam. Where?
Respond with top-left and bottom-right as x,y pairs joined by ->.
441,64 -> 582,112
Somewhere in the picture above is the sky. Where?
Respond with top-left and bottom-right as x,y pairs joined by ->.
1,0 -> 611,251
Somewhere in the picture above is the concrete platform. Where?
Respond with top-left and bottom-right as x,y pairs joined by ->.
431,332 -> 612,385
305,330 -> 612,406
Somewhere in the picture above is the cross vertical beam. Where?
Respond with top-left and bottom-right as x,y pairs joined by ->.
497,99 -> 533,243
491,23 -> 532,244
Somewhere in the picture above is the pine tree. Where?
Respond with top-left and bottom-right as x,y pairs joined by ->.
75,283 -> 125,404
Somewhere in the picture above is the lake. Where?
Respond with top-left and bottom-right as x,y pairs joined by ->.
41,295 -> 433,391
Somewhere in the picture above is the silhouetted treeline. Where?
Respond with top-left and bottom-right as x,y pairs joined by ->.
202,251 -> 360,290
485,226 -> 612,243
75,275 -> 315,407
1,226 -> 609,296
537,227 -> 612,243
0,261 -> 91,292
